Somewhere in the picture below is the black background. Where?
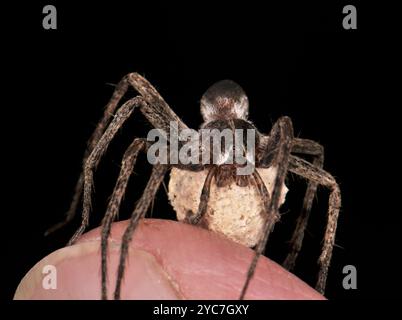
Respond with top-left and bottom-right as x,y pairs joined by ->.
1,1 -> 400,301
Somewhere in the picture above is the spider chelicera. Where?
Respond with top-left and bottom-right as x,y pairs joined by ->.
46,73 -> 341,299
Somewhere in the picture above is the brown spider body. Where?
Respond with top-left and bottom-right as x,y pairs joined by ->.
47,73 -> 341,300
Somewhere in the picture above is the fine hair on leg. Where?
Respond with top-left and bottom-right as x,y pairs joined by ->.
45,77 -> 131,235
288,155 -> 341,293
68,96 -> 148,245
283,138 -> 324,270
114,164 -> 169,299
239,116 -> 294,299
100,138 -> 148,300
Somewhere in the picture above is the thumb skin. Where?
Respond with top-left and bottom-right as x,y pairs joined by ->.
14,218 -> 325,300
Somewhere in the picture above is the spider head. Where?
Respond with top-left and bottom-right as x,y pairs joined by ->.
200,80 -> 249,122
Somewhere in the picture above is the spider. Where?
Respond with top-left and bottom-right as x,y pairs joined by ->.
46,73 -> 341,300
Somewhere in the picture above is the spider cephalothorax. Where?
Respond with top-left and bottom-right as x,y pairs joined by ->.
198,80 -> 262,188
47,73 -> 341,300
200,80 -> 249,121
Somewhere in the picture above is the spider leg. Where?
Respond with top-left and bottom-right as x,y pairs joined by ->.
45,77 -> 131,235
283,138 -> 324,271
68,96 -> 147,245
66,73 -> 194,245
114,164 -> 169,300
125,73 -> 189,135
240,116 -> 294,300
100,138 -> 148,300
184,166 -> 217,225
288,155 -> 341,294
47,73 -> 190,236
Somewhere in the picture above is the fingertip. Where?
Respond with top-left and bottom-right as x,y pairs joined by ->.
83,219 -> 324,299
16,219 -> 325,300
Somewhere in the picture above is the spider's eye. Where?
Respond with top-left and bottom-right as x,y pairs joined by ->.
200,80 -> 249,121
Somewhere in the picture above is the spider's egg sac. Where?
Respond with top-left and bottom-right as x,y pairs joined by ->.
168,167 -> 288,247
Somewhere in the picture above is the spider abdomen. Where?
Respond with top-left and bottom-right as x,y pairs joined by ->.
168,167 -> 288,247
